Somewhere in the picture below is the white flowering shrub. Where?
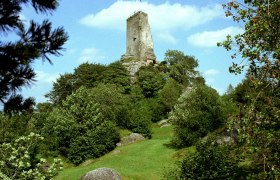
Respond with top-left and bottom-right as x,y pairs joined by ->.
0,133 -> 63,179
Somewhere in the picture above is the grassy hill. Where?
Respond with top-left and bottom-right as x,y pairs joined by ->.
55,126 -> 193,180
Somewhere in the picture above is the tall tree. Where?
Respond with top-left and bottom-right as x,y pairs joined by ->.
0,0 -> 68,111
218,0 -> 280,80
164,50 -> 199,86
219,1 -> 280,177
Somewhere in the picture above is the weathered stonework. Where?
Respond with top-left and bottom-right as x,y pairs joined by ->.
121,11 -> 156,75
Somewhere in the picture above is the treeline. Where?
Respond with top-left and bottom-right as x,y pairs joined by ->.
0,50 -> 209,178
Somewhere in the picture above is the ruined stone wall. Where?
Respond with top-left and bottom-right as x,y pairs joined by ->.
122,11 -> 155,62
121,11 -> 156,76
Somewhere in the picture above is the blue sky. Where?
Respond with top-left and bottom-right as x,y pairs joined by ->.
19,0 -> 245,103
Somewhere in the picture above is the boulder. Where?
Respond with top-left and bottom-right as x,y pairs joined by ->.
116,133 -> 145,146
80,168 -> 121,180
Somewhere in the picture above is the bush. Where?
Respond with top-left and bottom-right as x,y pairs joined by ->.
45,86 -> 120,164
164,136 -> 239,180
170,85 -> 225,147
0,113 -> 31,144
180,136 -> 238,179
0,133 -> 63,180
68,121 -> 119,165
158,78 -> 182,115
127,100 -> 152,138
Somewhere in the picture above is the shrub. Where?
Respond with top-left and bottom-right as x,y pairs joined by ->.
0,113 -> 31,144
164,136 -> 239,180
68,121 -> 119,165
127,100 -> 152,138
180,136 -> 238,179
0,133 -> 63,180
45,86 -> 120,164
170,85 -> 225,147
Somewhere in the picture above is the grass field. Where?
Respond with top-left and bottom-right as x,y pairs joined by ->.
55,126 -> 190,180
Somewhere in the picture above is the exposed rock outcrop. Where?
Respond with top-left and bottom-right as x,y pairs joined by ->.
116,133 -> 145,146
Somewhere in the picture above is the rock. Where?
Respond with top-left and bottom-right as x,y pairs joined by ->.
158,119 -> 169,126
216,135 -> 234,145
117,133 -> 145,146
160,123 -> 171,128
80,168 -> 121,180
158,119 -> 171,128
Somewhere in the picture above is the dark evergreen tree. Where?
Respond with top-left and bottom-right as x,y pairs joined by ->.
0,0 -> 68,112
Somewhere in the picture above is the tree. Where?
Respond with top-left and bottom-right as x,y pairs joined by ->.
102,61 -> 131,93
136,65 -> 166,98
219,1 -> 280,177
0,0 -> 68,111
158,78 -> 182,114
45,73 -> 76,106
170,85 -> 225,148
218,0 -> 280,80
44,86 -> 120,164
46,61 -> 130,106
90,83 -> 129,128
74,62 -> 106,88
164,50 -> 199,86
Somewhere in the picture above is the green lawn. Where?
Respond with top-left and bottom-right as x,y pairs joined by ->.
55,126 -> 186,180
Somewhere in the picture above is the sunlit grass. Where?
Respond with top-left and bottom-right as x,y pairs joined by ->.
55,126 -> 191,180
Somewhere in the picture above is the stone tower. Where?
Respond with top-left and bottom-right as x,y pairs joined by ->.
121,11 -> 156,75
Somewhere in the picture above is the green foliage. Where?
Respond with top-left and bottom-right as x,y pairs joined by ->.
136,65 -> 166,98
45,86 -> 120,164
68,121 -> 119,165
164,50 -> 199,86
0,0 -> 68,110
170,85 -> 225,147
227,79 -> 280,177
102,61 -> 131,93
0,113 -> 31,143
219,1 -> 280,80
74,62 -> 106,88
158,78 -> 182,114
90,83 -> 129,128
219,1 -> 280,175
127,100 -> 152,138
46,61 -> 130,105
180,136 -> 238,179
0,133 -> 63,180
45,73 -> 77,106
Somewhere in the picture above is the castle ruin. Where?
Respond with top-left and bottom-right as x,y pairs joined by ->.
121,11 -> 156,75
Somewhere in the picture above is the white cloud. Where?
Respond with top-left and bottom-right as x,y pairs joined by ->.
204,69 -> 220,76
35,70 -> 59,84
156,32 -> 177,44
78,48 -> 105,63
80,1 -> 223,32
187,26 -> 243,47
